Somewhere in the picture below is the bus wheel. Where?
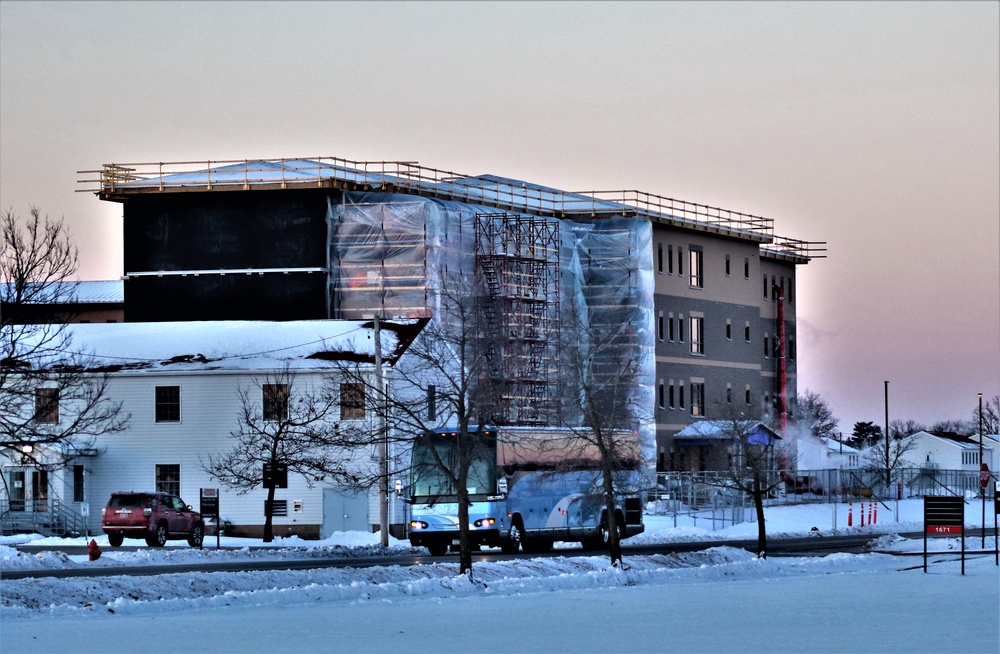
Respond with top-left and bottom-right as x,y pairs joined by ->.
501,522 -> 522,554
427,543 -> 447,556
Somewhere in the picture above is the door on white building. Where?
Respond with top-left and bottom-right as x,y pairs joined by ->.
321,487 -> 368,538
6,469 -> 47,512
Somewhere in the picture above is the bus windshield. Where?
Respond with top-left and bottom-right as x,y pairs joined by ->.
410,431 -> 497,500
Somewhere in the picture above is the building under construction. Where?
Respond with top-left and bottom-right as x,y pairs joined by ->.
79,156 -> 824,470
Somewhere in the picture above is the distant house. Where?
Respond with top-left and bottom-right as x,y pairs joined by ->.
0,319 -> 424,539
671,420 -> 781,473
904,431 -> 997,475
793,436 -> 861,470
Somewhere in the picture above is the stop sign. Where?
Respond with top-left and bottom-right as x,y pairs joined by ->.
980,463 -> 991,489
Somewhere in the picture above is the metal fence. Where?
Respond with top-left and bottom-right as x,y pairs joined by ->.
648,467 -> 996,532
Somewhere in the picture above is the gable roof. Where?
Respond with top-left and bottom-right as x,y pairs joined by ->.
908,430 -> 994,451
9,318 -> 426,374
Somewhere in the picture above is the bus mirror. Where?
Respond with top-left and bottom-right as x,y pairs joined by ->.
497,478 -> 508,495
394,479 -> 404,498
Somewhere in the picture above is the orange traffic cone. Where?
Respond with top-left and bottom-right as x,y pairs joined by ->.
873,502 -> 878,524
848,503 -> 853,527
860,502 -> 865,527
868,502 -> 873,524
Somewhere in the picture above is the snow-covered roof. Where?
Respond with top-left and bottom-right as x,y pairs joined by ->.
819,437 -> 861,455
1,280 -> 123,304
673,421 -> 780,445
18,319 -> 425,373
907,430 -> 993,451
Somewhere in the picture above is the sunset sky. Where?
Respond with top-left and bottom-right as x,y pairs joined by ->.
2,1 -> 997,432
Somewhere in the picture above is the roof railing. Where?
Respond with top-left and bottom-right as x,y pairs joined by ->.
78,156 -> 826,250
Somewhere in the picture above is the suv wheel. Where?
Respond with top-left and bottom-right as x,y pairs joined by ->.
108,533 -> 124,547
187,523 -> 204,547
146,522 -> 168,547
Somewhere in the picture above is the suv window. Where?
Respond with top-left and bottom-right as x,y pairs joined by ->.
107,495 -> 147,509
170,496 -> 186,510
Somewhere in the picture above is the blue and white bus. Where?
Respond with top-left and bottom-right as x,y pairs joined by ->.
407,425 -> 645,556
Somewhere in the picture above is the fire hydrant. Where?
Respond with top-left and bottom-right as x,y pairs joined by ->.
88,539 -> 102,561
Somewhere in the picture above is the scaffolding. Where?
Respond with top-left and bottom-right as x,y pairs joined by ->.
475,213 -> 560,426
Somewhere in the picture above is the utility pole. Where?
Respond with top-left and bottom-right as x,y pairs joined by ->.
884,381 -> 890,489
374,316 -> 389,547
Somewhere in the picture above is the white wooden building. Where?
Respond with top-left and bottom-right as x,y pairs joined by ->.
903,430 -> 997,474
1,319 -> 423,539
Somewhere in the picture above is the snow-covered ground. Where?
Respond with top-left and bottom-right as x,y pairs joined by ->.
2,499 -> 998,653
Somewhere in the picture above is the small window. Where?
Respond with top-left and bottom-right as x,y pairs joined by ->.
789,337 -> 796,361
788,278 -> 795,303
744,257 -> 750,279
669,382 -> 676,409
677,247 -> 684,276
427,384 -> 436,421
658,382 -> 665,409
745,386 -> 752,405
689,248 -> 703,288
155,464 -> 180,496
691,383 -> 705,416
726,384 -> 733,404
725,254 -> 731,277
679,384 -> 685,409
34,388 -> 59,423
667,245 -> 674,274
658,313 -> 664,341
155,386 -> 181,423
263,384 -> 289,422
657,244 -> 663,273
73,465 -> 85,503
764,333 -> 770,358
341,383 -> 365,420
678,315 -> 685,342
726,319 -> 732,340
668,314 -> 675,341
745,322 -> 751,343
763,275 -> 768,299
690,316 -> 704,355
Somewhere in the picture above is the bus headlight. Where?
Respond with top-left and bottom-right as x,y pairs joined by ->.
410,520 -> 428,530
473,518 -> 496,528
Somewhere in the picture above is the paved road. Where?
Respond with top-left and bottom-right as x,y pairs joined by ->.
10,530 -> 977,580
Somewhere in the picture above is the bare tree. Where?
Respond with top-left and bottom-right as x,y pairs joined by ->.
862,431 -> 917,489
338,271 -> 505,577
202,367 -> 377,542
711,401 -> 784,558
554,286 -> 649,568
793,390 -> 838,439
930,419 -> 974,435
1,207 -> 128,474
972,395 -> 999,435
888,419 -> 925,440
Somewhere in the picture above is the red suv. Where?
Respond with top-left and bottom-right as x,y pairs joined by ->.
101,492 -> 204,548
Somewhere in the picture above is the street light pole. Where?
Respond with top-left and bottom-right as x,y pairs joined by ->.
980,393 -> 985,548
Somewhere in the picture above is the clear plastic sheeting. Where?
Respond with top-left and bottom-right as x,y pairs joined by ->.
327,192 -> 654,462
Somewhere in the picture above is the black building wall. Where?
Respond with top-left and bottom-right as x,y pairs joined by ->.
122,190 -> 333,322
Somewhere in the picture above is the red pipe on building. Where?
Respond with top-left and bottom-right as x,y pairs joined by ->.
773,283 -> 787,435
